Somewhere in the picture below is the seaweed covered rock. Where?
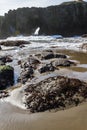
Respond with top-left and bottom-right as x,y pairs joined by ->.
0,65 -> 14,89
25,76 -> 87,113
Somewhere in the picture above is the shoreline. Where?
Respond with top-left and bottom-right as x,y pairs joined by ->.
0,35 -> 87,130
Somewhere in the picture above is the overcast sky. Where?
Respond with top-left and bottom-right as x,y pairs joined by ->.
0,0 -> 86,16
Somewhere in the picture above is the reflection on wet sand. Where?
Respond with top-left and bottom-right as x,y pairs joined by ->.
0,102 -> 87,130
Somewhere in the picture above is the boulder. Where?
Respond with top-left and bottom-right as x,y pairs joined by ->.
52,58 -> 76,67
0,55 -> 13,63
41,50 -> 67,60
21,55 -> 40,69
55,54 -> 67,59
0,46 -> 2,50
25,76 -> 87,113
82,34 -> 87,37
0,60 -> 5,65
0,40 -> 30,46
19,44 -> 25,48
28,55 -> 40,65
0,65 -> 14,89
18,66 -> 34,84
0,90 -> 9,98
81,43 -> 87,50
41,50 -> 54,60
39,63 -> 55,73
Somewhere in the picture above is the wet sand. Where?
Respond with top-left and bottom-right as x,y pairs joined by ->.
0,101 -> 87,130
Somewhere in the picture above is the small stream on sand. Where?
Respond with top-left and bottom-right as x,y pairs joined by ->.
0,35 -> 87,130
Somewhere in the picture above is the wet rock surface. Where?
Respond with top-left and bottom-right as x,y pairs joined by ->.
0,40 -> 30,46
18,50 -> 76,84
82,34 -> 87,37
39,63 -> 56,73
52,58 -> 76,67
18,66 -> 34,84
0,90 -> 9,98
81,43 -> 87,50
0,55 -> 13,63
0,46 -> 2,50
25,76 -> 87,113
21,55 -> 40,69
0,65 -> 14,90
41,50 -> 67,60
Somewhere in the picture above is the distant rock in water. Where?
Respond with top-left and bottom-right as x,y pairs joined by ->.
41,49 -> 67,60
80,43 -> 87,50
0,40 -> 30,46
0,1 -> 87,38
0,65 -> 14,90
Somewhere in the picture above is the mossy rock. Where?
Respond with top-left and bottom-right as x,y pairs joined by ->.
0,65 -> 14,90
0,65 -> 13,72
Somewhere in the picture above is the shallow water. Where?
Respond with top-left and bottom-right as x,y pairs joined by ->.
0,35 -> 87,130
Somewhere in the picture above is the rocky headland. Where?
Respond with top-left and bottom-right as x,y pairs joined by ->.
0,1 -> 87,38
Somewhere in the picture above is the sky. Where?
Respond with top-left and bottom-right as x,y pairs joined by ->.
0,0 -> 86,16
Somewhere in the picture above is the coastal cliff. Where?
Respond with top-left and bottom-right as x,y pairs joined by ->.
0,1 -> 87,38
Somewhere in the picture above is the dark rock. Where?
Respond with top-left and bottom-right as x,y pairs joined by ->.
82,34 -> 87,37
18,66 -> 34,84
21,55 -> 40,69
0,46 -> 2,50
18,60 -> 21,65
52,58 -> 76,67
19,44 -> 25,48
5,56 -> 13,62
0,55 -> 13,63
28,55 -> 40,65
42,54 -> 54,60
25,76 -> 87,113
55,54 -> 67,59
41,50 -> 67,60
0,1 -> 87,38
0,40 -> 30,46
41,50 -> 54,60
39,63 -> 55,73
0,90 -> 9,98
0,60 -> 5,65
81,43 -> 87,50
0,65 -> 14,89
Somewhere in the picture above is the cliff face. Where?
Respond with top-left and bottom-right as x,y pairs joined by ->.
0,1 -> 87,38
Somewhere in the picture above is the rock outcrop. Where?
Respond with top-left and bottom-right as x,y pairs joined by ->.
25,76 -> 87,113
0,40 -> 30,46
0,65 -> 14,89
41,50 -> 67,60
0,1 -> 87,38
